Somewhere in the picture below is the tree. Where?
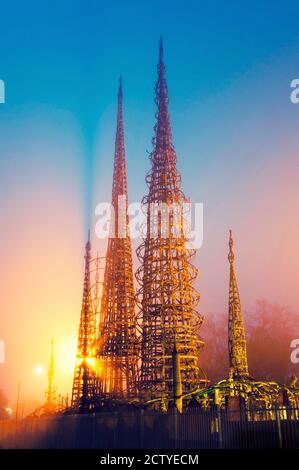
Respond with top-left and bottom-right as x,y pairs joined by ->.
247,300 -> 299,384
201,311 -> 227,383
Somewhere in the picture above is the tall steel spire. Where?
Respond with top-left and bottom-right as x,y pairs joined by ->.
111,77 -> 128,203
71,235 -> 97,409
136,39 -> 207,409
154,37 -> 173,153
96,79 -> 138,401
228,230 -> 249,378
44,339 -> 56,414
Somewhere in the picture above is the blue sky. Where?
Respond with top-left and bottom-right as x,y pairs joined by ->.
1,0 -> 299,217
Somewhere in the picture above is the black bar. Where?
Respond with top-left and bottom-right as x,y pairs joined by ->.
0,449 -> 298,466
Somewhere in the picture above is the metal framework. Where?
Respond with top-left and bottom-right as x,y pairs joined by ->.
29,340 -> 69,417
31,42 -> 299,419
189,231 -> 299,412
136,39 -> 207,409
228,230 -> 249,378
71,235 -> 97,410
95,79 -> 139,401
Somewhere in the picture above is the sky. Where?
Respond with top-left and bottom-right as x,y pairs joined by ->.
0,0 -> 299,409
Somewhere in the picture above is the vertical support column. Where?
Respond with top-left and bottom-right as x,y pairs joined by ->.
172,344 -> 183,413
215,388 -> 223,449
275,409 -> 283,449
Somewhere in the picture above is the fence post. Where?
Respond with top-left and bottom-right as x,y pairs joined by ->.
140,409 -> 144,449
217,409 -> 223,449
174,408 -> 178,449
113,411 -> 118,448
275,409 -> 283,449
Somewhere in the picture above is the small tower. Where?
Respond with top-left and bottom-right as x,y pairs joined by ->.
136,39 -> 207,408
44,339 -> 56,414
71,233 -> 97,409
96,78 -> 138,401
228,230 -> 249,378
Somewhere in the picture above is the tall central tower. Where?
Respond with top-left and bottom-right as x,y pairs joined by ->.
136,39 -> 207,407
96,79 -> 138,400
228,230 -> 249,378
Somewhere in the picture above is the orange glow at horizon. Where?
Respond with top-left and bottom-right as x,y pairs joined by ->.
0,111 -> 87,413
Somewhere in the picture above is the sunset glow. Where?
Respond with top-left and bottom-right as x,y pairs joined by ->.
34,365 -> 45,376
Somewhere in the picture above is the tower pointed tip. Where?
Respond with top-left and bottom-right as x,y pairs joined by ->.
228,229 -> 234,264
159,35 -> 164,63
49,339 -> 54,368
50,339 -> 54,361
118,75 -> 123,96
86,229 -> 91,250
117,76 -> 123,114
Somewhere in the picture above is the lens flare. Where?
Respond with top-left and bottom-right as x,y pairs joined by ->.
34,365 -> 45,375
